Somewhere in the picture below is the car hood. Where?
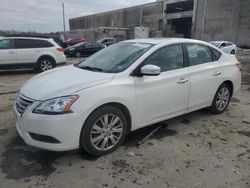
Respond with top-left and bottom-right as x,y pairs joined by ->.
20,65 -> 115,100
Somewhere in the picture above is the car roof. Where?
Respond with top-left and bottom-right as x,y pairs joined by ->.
97,38 -> 115,41
123,38 -> 211,45
210,41 -> 233,44
3,36 -> 52,41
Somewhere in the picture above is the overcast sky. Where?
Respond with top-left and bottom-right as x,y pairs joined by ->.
0,0 -> 155,33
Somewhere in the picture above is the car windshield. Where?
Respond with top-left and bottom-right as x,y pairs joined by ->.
210,42 -> 221,47
78,42 -> 154,73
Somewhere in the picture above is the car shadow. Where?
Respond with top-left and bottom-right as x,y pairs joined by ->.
0,109 -> 215,180
0,69 -> 35,76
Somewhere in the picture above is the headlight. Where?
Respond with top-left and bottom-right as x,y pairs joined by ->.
33,96 -> 78,114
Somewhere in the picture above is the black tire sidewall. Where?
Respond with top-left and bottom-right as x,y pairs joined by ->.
80,106 -> 128,156
210,83 -> 232,114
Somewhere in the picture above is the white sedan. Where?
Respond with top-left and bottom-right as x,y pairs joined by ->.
14,38 -> 241,156
210,41 -> 237,54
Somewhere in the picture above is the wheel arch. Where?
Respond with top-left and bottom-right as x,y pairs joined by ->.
35,55 -> 56,68
222,80 -> 234,96
83,102 -> 132,134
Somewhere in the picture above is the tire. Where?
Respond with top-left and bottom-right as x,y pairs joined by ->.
209,83 -> 232,114
37,57 -> 55,72
231,50 -> 236,55
75,51 -> 81,58
80,106 -> 128,156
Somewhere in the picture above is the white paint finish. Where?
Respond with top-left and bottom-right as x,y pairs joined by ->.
135,67 -> 189,127
0,37 -> 66,66
14,38 -> 241,151
0,49 -> 17,64
187,61 -> 221,110
20,65 -> 115,100
210,41 -> 237,54
16,48 -> 38,63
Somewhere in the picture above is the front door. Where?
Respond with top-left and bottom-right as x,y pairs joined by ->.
134,44 -> 190,126
0,39 -> 17,65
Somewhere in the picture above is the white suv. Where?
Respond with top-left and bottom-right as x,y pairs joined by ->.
0,36 -> 66,72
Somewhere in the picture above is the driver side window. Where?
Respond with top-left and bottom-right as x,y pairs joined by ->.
143,44 -> 184,72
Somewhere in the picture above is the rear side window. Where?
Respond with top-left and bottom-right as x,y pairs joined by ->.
186,44 -> 213,66
37,40 -> 54,48
16,39 -> 53,49
0,39 -> 14,49
144,44 -> 184,72
210,48 -> 221,61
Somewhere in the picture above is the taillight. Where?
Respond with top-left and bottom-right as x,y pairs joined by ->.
56,47 -> 64,52
236,61 -> 241,71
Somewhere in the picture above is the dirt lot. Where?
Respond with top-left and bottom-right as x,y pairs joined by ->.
0,52 -> 249,188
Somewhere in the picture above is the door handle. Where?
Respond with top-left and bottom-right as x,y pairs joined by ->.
213,71 -> 221,76
177,78 -> 188,84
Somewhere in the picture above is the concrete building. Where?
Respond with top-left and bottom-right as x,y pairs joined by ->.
69,0 -> 250,47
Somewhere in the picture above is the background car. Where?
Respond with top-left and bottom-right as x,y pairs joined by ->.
63,37 -> 85,47
210,41 -> 236,54
0,36 -> 66,72
64,42 -> 106,57
15,38 -> 241,156
96,38 -> 116,46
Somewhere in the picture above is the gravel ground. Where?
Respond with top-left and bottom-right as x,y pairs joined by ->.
0,51 -> 249,188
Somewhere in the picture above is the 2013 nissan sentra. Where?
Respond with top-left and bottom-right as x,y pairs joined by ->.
14,38 -> 241,156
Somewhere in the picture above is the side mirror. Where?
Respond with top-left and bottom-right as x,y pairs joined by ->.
140,65 -> 161,76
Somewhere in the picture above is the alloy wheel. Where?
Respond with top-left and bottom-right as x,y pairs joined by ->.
40,60 -> 53,71
215,87 -> 230,111
90,114 -> 123,151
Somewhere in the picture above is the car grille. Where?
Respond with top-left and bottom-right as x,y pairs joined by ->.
15,93 -> 34,116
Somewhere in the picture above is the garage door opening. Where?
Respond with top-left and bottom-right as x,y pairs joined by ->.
167,17 -> 192,38
165,0 -> 194,38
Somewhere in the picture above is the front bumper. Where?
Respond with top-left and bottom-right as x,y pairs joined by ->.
14,101 -> 84,151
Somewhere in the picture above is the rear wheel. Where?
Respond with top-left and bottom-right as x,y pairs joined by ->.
37,57 -> 55,72
80,106 -> 128,156
231,50 -> 235,54
209,83 -> 231,114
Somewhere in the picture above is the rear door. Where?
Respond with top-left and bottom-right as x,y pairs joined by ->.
186,43 -> 222,111
0,39 -> 17,65
16,39 -> 39,63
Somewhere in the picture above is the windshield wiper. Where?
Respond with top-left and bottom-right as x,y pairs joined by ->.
79,65 -> 104,72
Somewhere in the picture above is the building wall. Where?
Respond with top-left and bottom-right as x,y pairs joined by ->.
194,0 -> 250,47
236,0 -> 250,47
69,2 -> 163,37
69,0 -> 250,46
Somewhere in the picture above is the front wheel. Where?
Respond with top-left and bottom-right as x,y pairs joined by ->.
209,83 -> 232,114
80,106 -> 128,156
